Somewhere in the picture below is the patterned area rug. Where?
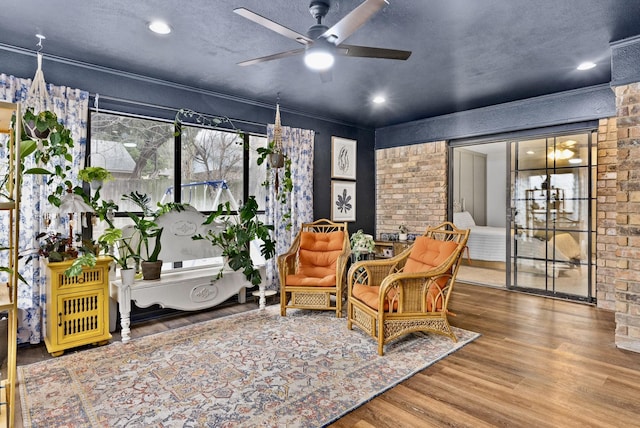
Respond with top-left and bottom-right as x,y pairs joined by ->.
19,306 -> 479,427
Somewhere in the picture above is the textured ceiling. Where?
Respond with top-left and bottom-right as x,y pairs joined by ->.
1,0 -> 639,128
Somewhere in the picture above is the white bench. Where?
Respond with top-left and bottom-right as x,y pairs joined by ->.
110,205 -> 269,342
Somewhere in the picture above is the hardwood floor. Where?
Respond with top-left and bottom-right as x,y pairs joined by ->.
331,283 -> 640,428
14,284 -> 640,427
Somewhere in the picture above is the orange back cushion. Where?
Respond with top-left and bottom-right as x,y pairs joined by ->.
298,231 -> 345,277
404,236 -> 458,273
404,236 -> 458,312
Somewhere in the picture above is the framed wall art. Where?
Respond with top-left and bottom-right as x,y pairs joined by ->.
331,136 -> 357,180
331,180 -> 356,222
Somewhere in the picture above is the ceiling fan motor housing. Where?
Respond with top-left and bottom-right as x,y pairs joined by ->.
309,1 -> 331,21
307,24 -> 330,40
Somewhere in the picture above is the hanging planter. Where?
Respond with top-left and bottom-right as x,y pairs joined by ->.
268,152 -> 285,168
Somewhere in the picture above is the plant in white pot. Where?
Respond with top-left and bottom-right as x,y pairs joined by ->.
78,166 -> 113,191
98,227 -> 138,285
350,229 -> 375,259
398,224 -> 409,241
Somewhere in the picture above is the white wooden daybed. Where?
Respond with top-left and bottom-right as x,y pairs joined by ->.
110,205 -> 268,342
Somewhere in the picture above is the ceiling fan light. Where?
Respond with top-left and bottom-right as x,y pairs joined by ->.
304,49 -> 334,71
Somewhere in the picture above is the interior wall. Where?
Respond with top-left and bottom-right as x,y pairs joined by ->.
486,150 -> 507,227
0,48 -> 376,235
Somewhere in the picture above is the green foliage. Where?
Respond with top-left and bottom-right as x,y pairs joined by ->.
257,140 -> 293,230
20,108 -> 76,206
77,166 -> 113,183
350,230 -> 375,257
194,196 -> 276,286
97,227 -> 136,269
122,191 -> 164,262
64,253 -> 97,277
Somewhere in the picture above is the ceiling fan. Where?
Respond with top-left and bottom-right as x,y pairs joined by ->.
234,0 -> 411,79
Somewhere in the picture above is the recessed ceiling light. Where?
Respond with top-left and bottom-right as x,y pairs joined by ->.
148,20 -> 172,35
577,61 -> 596,71
372,95 -> 386,104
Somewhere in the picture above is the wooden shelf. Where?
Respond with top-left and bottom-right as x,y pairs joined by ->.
0,100 -> 20,428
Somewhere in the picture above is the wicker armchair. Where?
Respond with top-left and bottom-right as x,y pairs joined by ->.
279,219 -> 351,317
347,222 -> 470,355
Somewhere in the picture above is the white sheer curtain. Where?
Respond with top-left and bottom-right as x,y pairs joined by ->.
265,125 -> 314,290
0,73 -> 88,344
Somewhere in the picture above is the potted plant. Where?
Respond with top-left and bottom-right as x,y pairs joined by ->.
350,229 -> 375,259
194,196 -> 276,286
122,191 -> 164,280
18,108 -> 77,208
97,227 -> 138,285
36,231 -> 77,262
256,140 -> 293,230
398,224 -> 409,241
78,166 -> 113,190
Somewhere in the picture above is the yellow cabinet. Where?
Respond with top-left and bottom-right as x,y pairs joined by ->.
44,256 -> 112,356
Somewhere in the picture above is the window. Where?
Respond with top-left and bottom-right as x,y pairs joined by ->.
88,110 -> 268,236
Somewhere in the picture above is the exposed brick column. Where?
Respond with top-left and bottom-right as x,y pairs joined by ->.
596,118 -> 618,310
375,141 -> 447,238
613,83 -> 640,352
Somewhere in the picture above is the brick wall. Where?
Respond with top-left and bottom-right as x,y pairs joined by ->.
613,83 -> 640,352
596,118 -> 619,310
375,141 -> 447,238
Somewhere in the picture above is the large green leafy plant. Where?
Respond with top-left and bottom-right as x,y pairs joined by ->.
194,196 -> 276,286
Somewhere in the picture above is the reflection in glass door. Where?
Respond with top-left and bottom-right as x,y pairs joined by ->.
509,133 -> 595,301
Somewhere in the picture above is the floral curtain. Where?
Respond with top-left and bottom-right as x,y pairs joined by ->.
0,73 -> 88,344
265,125 -> 314,290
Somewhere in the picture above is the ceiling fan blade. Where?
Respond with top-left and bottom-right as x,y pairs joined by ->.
238,48 -> 305,66
321,0 -> 387,45
338,44 -> 411,60
234,8 -> 312,45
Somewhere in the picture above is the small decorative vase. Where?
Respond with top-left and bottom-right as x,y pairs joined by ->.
120,268 -> 136,286
141,260 -> 163,280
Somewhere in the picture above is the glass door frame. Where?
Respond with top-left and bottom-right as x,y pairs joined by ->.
448,121 -> 598,303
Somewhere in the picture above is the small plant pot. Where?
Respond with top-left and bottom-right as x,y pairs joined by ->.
90,179 -> 104,191
120,268 -> 136,286
23,119 -> 51,139
398,233 -> 408,241
269,153 -> 285,168
141,260 -> 163,280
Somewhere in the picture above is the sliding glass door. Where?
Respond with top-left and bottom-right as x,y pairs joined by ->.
508,133 -> 595,301
451,129 -> 596,302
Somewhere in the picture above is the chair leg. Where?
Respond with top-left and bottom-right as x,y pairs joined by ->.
280,291 -> 287,317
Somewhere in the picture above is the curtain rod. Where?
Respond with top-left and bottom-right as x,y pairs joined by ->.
90,93 -> 269,129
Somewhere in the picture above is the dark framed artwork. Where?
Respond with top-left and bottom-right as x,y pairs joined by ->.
331,180 -> 356,222
331,137 -> 357,180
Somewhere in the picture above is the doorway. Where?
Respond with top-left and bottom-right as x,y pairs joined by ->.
451,130 -> 596,302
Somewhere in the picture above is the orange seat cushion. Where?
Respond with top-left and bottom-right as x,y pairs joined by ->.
352,284 -> 398,311
285,230 -> 345,287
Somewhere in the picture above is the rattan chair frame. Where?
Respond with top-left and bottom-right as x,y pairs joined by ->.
279,219 -> 351,317
347,222 -> 470,355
